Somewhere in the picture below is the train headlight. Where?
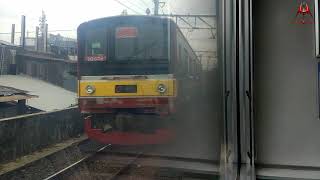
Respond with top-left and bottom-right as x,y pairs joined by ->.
157,84 -> 167,94
85,85 -> 95,94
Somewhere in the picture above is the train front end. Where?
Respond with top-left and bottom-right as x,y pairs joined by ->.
77,16 -> 175,145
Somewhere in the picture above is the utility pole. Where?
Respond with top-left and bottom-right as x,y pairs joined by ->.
39,11 -> 47,52
43,24 -> 48,52
153,0 -> 159,15
20,15 -> 26,48
11,24 -> 15,44
39,10 -> 47,37
35,26 -> 39,51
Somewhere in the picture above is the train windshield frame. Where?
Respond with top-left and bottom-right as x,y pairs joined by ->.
79,17 -> 171,76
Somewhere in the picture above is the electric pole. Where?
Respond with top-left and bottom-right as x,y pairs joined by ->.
153,0 -> 159,15
39,11 -> 47,52
39,11 -> 47,38
20,15 -> 26,48
11,24 -> 15,44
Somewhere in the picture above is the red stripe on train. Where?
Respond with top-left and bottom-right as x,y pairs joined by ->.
79,97 -> 175,113
84,116 -> 174,145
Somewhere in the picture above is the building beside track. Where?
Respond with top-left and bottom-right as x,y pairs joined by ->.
0,85 -> 40,118
0,40 -> 19,75
0,75 -> 77,112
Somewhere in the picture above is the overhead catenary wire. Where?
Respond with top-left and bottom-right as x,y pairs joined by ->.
139,0 -> 151,7
166,1 -> 178,14
125,0 -> 147,12
112,0 -> 143,15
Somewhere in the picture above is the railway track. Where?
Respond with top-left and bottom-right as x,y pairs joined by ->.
43,145 -> 112,180
43,145 -> 145,180
0,138 -> 105,180
1,139 -> 218,180
41,145 -> 218,180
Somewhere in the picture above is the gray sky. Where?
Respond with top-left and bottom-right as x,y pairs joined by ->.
0,0 -> 215,36
0,0 -> 153,39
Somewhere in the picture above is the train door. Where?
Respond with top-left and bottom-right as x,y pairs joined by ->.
219,0 -> 255,179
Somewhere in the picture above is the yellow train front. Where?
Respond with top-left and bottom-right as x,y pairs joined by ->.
77,16 -> 201,145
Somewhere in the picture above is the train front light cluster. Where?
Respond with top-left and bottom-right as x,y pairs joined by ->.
85,85 -> 96,94
157,84 -> 167,94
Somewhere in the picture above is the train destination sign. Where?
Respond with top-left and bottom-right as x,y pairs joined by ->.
116,27 -> 138,38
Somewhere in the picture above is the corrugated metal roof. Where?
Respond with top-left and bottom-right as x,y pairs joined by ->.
0,94 -> 38,103
0,40 -> 19,47
0,85 -> 28,96
0,85 -> 38,103
0,75 -> 76,111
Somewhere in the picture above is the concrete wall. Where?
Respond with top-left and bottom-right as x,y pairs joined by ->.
16,53 -> 77,92
254,0 -> 320,167
0,107 -> 83,163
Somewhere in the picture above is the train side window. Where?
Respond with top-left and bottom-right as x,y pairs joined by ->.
178,44 -> 182,62
183,48 -> 189,74
190,59 -> 195,76
176,44 -> 185,75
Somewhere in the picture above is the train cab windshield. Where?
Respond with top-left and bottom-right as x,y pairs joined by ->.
80,17 -> 170,76
85,29 -> 107,61
115,23 -> 168,61
83,18 -> 168,62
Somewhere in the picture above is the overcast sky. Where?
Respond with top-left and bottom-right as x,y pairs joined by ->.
0,0 -> 215,37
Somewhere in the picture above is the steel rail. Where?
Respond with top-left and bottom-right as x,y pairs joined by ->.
108,152 -> 144,180
43,144 -> 112,180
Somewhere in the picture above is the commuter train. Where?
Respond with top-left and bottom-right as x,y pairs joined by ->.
77,15 -> 201,145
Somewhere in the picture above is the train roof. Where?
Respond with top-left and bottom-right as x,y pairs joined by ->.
77,15 -> 199,63
78,15 -> 174,30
